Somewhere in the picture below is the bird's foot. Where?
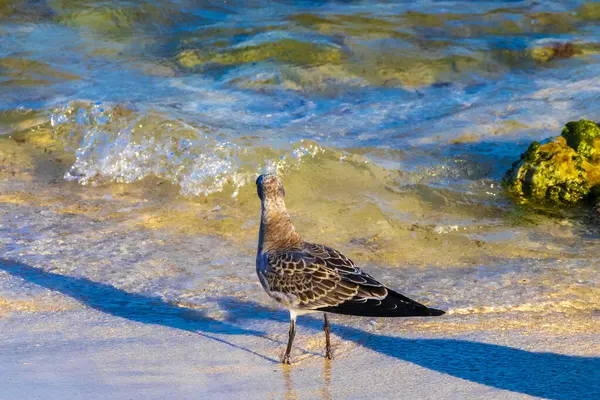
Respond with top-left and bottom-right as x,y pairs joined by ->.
325,350 -> 333,360
282,354 -> 292,365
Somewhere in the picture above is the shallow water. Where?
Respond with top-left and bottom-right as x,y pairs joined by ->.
1,1 -> 600,327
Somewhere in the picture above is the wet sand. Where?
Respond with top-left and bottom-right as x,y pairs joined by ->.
1,259 -> 599,400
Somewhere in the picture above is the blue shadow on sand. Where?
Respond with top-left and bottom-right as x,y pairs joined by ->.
216,297 -> 600,400
0,259 -> 277,362
2,259 -> 598,399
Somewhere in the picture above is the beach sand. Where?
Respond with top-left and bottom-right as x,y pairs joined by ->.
1,258 -> 599,399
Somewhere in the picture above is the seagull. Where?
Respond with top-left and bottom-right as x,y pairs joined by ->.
255,174 -> 445,364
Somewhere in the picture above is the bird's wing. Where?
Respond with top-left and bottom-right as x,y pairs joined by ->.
263,243 -> 437,316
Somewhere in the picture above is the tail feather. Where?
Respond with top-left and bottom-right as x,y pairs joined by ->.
319,288 -> 445,318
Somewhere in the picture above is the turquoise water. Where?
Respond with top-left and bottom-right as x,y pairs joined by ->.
2,1 -> 600,195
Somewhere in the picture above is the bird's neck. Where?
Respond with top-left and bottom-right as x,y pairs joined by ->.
258,197 -> 302,254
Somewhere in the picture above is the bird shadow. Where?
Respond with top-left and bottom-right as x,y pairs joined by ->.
3,258 -> 599,399
0,259 -> 277,363
217,297 -> 600,400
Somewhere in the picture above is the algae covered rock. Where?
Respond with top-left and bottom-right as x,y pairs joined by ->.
503,119 -> 600,205
503,138 -> 589,204
561,119 -> 600,159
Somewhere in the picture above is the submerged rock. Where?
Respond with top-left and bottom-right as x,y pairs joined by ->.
530,42 -> 578,62
177,39 -> 344,69
503,120 -> 600,205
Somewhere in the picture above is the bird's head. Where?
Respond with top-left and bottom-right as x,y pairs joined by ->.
256,174 -> 285,201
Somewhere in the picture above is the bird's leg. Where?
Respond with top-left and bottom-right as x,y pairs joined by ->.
282,311 -> 297,364
323,313 -> 332,360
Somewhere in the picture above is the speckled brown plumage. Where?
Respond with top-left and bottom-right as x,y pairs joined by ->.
262,243 -> 385,310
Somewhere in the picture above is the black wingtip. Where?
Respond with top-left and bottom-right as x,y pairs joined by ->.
427,307 -> 445,316
319,289 -> 446,318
